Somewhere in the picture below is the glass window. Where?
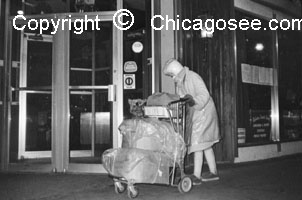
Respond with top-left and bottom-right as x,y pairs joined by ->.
236,11 -> 274,145
70,22 -> 112,86
27,40 -> 52,87
278,30 -> 302,141
69,94 -> 92,151
26,93 -> 52,151
69,21 -> 113,164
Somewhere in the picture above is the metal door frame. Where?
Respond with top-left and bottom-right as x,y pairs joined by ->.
12,10 -> 123,173
18,33 -> 53,159
64,12 -> 123,173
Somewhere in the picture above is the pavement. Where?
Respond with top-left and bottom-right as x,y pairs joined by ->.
0,154 -> 302,200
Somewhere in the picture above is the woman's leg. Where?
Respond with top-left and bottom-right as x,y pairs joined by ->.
193,150 -> 204,178
204,147 -> 217,175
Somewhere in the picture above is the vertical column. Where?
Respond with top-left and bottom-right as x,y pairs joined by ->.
91,31 -> 95,157
1,1 -> 12,171
113,0 -> 124,148
51,22 -> 70,172
113,22 -> 123,148
159,0 -> 174,93
271,13 -> 280,143
231,0 -> 238,157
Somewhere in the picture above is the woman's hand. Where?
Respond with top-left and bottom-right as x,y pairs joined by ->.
184,94 -> 195,107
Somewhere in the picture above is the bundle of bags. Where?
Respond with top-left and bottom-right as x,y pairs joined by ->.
102,93 -> 186,184
146,92 -> 180,106
102,148 -> 170,184
118,117 -> 186,163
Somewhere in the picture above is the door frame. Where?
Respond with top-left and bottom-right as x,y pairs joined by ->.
49,12 -> 123,173
18,33 -> 53,159
12,10 -> 123,173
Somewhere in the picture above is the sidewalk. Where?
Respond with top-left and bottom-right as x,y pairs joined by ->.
1,154 -> 302,200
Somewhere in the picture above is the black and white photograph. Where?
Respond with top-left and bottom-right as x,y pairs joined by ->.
0,0 -> 301,199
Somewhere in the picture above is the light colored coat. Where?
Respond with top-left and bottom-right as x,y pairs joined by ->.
175,67 -> 220,153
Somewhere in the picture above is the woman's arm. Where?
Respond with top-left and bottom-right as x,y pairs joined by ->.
189,73 -> 210,111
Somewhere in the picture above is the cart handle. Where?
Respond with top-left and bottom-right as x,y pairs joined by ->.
167,97 -> 189,106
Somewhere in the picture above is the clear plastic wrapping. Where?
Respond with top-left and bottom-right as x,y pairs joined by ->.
102,148 -> 170,184
146,92 -> 180,106
118,118 -> 186,164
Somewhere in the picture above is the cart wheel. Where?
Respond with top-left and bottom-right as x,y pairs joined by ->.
114,181 -> 126,194
178,176 -> 192,193
127,185 -> 139,199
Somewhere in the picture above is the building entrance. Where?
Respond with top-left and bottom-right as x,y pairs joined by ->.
11,12 -> 123,173
2,0 -> 154,173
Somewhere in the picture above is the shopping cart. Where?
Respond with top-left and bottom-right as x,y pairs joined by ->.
102,98 -> 192,199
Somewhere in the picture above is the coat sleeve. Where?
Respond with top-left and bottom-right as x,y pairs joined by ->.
189,73 -> 210,111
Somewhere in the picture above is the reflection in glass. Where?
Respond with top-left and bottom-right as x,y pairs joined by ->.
278,30 -> 302,140
70,94 -> 92,150
69,93 -> 111,147
24,38 -> 53,151
26,94 -> 51,151
69,21 -> 113,163
27,41 -> 52,87
70,22 -> 112,86
70,71 -> 92,86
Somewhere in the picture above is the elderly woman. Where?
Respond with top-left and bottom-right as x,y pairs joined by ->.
163,58 -> 220,185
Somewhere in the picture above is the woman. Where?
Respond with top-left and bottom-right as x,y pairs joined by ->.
163,58 -> 220,185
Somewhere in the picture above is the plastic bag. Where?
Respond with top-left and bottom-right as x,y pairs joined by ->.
102,148 -> 170,184
118,118 -> 186,164
147,92 -> 180,106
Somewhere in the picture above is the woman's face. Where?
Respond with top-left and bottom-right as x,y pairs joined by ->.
173,75 -> 182,83
164,61 -> 182,82
166,73 -> 179,83
165,72 -> 176,79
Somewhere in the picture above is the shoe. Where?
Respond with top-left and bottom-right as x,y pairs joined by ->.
201,172 -> 220,182
190,175 -> 202,186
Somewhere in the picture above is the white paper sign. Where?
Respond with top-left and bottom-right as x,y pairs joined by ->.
241,63 -> 273,86
241,63 -> 252,83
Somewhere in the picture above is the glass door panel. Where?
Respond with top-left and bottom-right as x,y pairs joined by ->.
26,41 -> 52,87
69,21 -> 113,164
26,93 -> 51,151
19,34 -> 53,159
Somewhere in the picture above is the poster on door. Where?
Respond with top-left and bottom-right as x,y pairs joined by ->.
124,74 -> 136,89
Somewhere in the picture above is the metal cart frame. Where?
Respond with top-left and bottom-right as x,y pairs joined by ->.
112,99 -> 192,198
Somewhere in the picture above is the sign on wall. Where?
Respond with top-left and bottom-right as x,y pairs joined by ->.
250,110 -> 271,142
132,41 -> 144,53
124,74 -> 136,89
241,63 -> 273,86
124,61 -> 138,73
